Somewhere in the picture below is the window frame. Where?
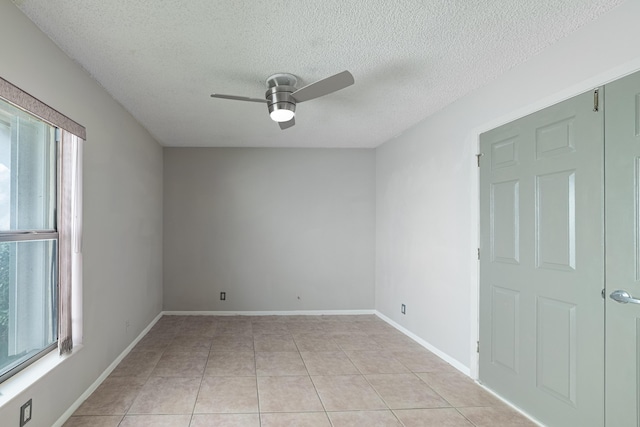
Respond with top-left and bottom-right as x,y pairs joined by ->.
0,76 -> 85,385
0,102 -> 60,383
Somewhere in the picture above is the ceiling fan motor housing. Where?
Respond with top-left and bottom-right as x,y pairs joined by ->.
266,85 -> 296,121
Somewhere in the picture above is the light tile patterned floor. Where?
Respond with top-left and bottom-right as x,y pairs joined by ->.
64,315 -> 536,427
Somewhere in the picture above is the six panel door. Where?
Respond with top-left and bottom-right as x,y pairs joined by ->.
479,90 -> 605,426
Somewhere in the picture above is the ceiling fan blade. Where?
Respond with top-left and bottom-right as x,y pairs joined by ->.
278,117 -> 295,130
210,93 -> 267,103
291,70 -> 354,103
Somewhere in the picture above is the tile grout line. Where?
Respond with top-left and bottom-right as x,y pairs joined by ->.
453,406 -> 481,427
356,352 -> 408,426
298,341 -> 332,425
295,325 -> 341,426
188,324 -> 213,423
252,324 -> 264,427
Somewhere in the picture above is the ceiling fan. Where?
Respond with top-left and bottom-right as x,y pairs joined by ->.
210,70 -> 354,130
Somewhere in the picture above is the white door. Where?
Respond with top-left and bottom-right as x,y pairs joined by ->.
604,70 -> 640,426
479,90 -> 605,426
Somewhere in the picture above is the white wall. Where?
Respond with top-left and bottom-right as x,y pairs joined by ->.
375,0 -> 640,375
163,148 -> 375,312
0,2 -> 164,426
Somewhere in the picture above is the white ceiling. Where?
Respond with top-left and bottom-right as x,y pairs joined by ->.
14,0 -> 623,148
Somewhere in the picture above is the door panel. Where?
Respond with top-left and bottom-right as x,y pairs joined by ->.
491,285 -> 520,373
535,169 -> 576,271
490,179 -> 520,264
605,70 -> 640,427
480,90 -> 604,426
536,297 -> 577,406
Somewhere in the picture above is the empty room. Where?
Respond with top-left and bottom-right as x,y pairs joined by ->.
1,1 -> 640,426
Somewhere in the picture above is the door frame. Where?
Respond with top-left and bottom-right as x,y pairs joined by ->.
470,61 -> 640,380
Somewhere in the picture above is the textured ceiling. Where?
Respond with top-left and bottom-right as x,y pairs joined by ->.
14,0 -> 623,148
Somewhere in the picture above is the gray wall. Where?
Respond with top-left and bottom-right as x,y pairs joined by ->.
375,0 -> 640,374
0,2 -> 164,426
163,148 -> 375,311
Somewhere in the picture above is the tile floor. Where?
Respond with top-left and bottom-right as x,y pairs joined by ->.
64,315 -> 536,427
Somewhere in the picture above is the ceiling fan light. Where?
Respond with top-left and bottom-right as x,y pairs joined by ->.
270,109 -> 295,122
268,102 -> 295,122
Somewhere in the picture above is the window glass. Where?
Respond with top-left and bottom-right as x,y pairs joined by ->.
0,102 -> 56,232
0,240 -> 57,376
0,98 -> 57,382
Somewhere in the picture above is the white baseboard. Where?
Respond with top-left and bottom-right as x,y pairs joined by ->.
162,309 -> 376,316
374,311 -> 471,377
52,312 -> 164,427
477,382 -> 546,426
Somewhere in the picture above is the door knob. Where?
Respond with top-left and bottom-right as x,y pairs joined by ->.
610,290 -> 640,304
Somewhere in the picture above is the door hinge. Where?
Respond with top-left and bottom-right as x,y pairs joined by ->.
477,340 -> 480,353
601,288 -> 606,299
476,153 -> 483,167
593,88 -> 599,112
477,248 -> 480,260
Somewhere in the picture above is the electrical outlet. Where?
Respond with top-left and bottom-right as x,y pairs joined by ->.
125,320 -> 130,333
220,292 -> 226,301
401,304 -> 406,315
20,399 -> 32,426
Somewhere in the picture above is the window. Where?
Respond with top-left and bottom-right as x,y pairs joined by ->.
0,99 -> 58,381
0,76 -> 84,384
